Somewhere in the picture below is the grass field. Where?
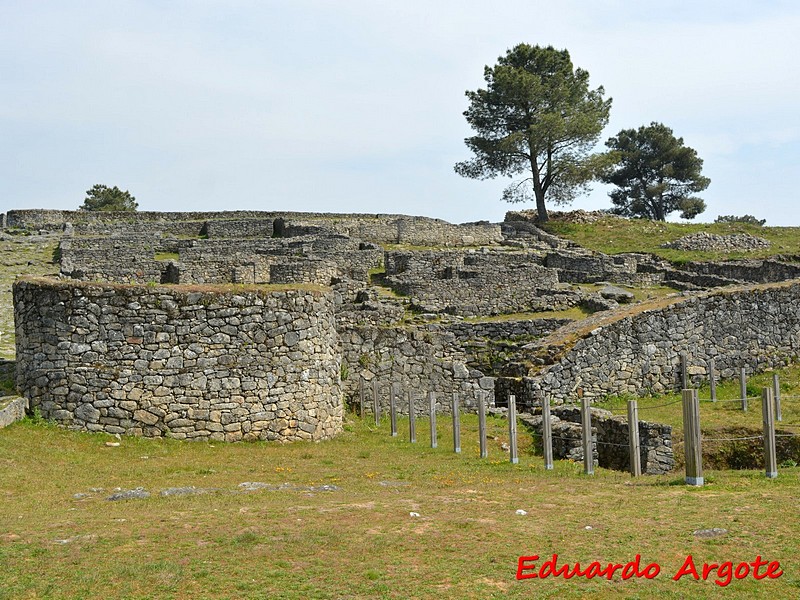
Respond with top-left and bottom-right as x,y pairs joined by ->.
1,406 -> 799,599
3,227 -> 800,598
0,236 -> 59,359
542,217 -> 800,263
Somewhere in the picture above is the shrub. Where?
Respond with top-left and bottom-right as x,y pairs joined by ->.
714,214 -> 766,226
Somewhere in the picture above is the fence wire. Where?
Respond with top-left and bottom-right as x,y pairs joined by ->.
702,434 -> 764,442
699,398 -> 754,404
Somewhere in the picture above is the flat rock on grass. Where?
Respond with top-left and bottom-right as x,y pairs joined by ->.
107,488 -> 150,501
598,285 -> 635,303
693,528 -> 728,539
238,482 -> 340,493
160,486 -> 216,497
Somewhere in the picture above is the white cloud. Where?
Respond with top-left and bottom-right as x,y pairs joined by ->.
2,1 -> 800,224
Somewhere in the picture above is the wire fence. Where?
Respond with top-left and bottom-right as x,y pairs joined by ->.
359,373 -> 800,482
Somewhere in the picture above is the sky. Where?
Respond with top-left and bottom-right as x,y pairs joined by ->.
2,1 -> 799,225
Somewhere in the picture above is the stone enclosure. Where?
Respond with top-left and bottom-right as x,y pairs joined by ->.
6,208 -> 800,473
14,278 -> 342,442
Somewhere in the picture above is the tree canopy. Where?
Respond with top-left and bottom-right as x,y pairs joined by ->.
454,43 -> 612,222
79,184 -> 138,211
602,123 -> 710,221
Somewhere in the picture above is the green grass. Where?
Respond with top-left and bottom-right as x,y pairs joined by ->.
4,227 -> 800,597
1,412 -> 799,598
595,365 -> 800,431
0,239 -> 59,359
154,252 -> 180,261
464,307 -> 592,323
542,217 -> 800,262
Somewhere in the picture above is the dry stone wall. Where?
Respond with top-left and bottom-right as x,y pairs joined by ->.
13,277 -> 343,442
521,407 -> 674,475
60,235 -> 383,287
509,283 -> 800,406
384,249 -> 565,316
662,232 -> 770,252
338,325 -> 495,414
683,260 -> 800,284
442,319 -> 572,344
6,210 -> 501,247
59,236 -> 194,284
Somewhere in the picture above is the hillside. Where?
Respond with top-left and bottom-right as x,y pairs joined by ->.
539,214 -> 800,263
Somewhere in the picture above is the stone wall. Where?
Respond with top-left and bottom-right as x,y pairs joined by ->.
384,249 -> 564,316
509,282 -> 800,406
72,220 -> 207,237
662,232 -> 770,252
60,235 -> 382,286
542,250 -> 663,286
521,407 -> 674,475
202,219 -> 274,239
59,237 -> 189,284
443,319 -> 572,343
6,209 -> 502,247
683,260 -> 800,284
338,325 -> 494,414
13,277 -> 343,442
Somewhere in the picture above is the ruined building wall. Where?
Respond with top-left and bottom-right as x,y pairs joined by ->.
59,236 -> 383,287
516,282 -> 800,405
13,277 -> 343,442
6,209 -> 502,247
683,260 -> 800,284
338,325 -> 495,414
59,237 -> 180,284
384,250 -> 564,315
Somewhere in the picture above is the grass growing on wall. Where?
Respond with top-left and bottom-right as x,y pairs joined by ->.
464,307 -> 591,323
154,251 -> 180,261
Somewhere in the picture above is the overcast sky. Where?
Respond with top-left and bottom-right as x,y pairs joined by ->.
2,1 -> 799,225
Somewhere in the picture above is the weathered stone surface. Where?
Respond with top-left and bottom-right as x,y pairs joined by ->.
14,278 -> 343,442
338,325 -> 494,413
160,487 -> 214,497
598,285 -> 635,304
507,283 -> 800,406
662,232 -> 769,252
107,488 -> 150,501
0,396 -> 27,429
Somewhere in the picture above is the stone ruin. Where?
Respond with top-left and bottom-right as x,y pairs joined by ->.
661,231 -> 771,252
5,208 -> 800,473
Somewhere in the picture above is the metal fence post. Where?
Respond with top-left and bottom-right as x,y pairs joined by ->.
581,397 -> 594,476
508,395 -> 519,465
762,387 -> 778,479
429,391 -> 437,449
627,399 -> 642,477
542,396 -> 553,470
682,389 -> 703,486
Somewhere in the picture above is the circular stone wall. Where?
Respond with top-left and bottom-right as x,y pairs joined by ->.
13,277 -> 343,441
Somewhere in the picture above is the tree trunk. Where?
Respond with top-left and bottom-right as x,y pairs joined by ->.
529,154 -> 548,223
535,188 -> 549,223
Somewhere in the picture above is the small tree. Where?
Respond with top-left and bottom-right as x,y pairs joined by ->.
455,44 -> 612,222
80,184 -> 138,211
602,122 -> 709,221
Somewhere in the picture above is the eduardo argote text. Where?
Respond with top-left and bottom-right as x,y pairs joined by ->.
516,554 -> 783,587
